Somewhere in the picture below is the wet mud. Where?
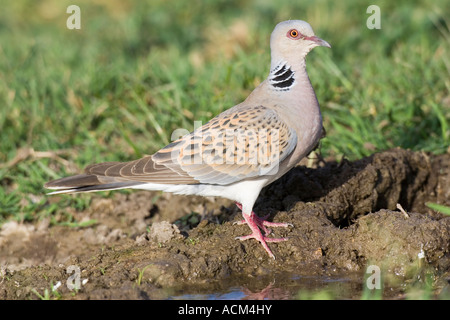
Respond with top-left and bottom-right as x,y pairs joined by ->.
0,148 -> 449,299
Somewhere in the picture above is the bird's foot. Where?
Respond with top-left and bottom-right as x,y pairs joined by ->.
233,202 -> 293,235
234,202 -> 292,259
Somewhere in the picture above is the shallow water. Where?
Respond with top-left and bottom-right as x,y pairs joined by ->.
168,272 -> 369,300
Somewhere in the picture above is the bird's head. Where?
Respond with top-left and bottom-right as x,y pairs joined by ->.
270,20 -> 330,67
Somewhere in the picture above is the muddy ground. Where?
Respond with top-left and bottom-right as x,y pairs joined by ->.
0,148 -> 449,299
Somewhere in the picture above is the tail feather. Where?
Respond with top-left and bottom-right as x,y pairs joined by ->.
44,174 -> 141,195
44,174 -> 103,189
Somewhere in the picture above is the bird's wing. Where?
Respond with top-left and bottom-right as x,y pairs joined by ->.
84,105 -> 297,186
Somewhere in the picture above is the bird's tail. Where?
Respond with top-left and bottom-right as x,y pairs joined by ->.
44,174 -> 141,195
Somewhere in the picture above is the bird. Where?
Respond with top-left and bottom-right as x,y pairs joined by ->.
45,20 -> 331,259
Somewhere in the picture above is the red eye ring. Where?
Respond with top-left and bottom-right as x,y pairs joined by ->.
288,29 -> 299,38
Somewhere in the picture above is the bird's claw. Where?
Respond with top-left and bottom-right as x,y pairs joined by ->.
234,202 -> 292,259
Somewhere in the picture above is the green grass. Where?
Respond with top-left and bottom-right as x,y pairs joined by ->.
426,202 -> 450,215
135,264 -> 153,286
0,0 -> 449,224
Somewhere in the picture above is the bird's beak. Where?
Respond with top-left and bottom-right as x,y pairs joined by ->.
309,36 -> 331,48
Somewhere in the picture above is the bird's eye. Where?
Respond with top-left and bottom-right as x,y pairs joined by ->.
289,29 -> 299,38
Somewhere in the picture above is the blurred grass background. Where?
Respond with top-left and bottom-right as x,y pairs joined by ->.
0,0 -> 449,224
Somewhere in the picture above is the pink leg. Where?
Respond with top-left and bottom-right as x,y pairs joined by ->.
234,211 -> 271,235
234,202 -> 293,234
234,202 -> 292,259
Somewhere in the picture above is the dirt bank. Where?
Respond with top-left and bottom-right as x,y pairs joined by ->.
0,148 -> 449,299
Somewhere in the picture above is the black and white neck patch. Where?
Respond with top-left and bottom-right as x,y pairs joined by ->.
269,63 -> 295,91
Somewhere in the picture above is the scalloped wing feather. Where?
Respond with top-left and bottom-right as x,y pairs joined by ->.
151,105 -> 297,185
